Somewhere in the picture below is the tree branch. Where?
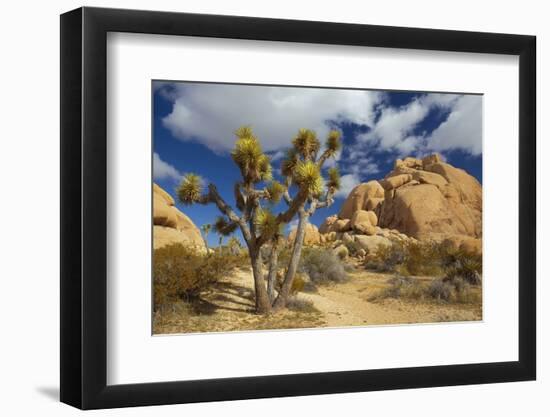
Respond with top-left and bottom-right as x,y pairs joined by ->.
207,184 -> 252,244
276,188 -> 308,224
307,188 -> 336,215
317,149 -> 333,168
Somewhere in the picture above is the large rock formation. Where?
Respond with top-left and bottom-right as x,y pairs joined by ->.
378,154 -> 482,241
319,154 -> 482,254
153,183 -> 206,252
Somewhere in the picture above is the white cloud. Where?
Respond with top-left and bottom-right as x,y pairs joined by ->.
159,82 -> 383,153
426,95 -> 482,155
334,174 -> 360,198
357,93 -> 481,157
153,152 -> 181,181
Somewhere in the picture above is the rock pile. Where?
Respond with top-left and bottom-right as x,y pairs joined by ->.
318,154 -> 482,257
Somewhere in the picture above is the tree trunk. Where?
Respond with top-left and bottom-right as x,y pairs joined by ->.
249,246 -> 272,314
273,209 -> 308,310
266,241 -> 279,303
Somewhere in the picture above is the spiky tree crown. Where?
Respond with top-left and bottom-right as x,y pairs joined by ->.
213,216 -> 238,236
255,208 -> 284,239
293,160 -> 324,197
178,173 -> 203,205
231,126 -> 272,184
265,180 -> 285,203
327,167 -> 341,191
326,130 -> 342,155
292,128 -> 320,160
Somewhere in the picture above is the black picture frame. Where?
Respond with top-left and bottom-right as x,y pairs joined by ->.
60,6 -> 536,410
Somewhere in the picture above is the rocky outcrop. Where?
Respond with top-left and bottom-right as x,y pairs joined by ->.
153,183 -> 206,252
318,154 -> 482,255
288,223 -> 322,245
378,156 -> 482,242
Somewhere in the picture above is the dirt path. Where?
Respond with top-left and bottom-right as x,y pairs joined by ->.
301,271 -> 481,326
154,267 -> 481,334
210,268 -> 480,327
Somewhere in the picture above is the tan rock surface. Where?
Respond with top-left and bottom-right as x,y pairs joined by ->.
153,183 -> 206,252
350,210 -> 378,235
319,215 -> 338,234
338,181 -> 384,219
377,155 -> 482,242
354,235 -> 392,254
319,153 -> 481,249
288,223 -> 322,245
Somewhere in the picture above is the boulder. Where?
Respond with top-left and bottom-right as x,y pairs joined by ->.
319,215 -> 338,234
350,210 -> 378,235
333,245 -> 349,260
153,183 -> 206,252
421,153 -> 442,167
354,235 -> 392,254
342,232 -> 354,245
338,181 -> 384,219
380,174 -> 413,190
334,219 -> 351,232
411,170 -> 448,187
365,197 -> 384,212
288,223 -> 322,245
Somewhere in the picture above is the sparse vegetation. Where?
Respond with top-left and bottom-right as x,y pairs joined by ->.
285,295 -> 318,313
342,239 -> 362,257
369,274 -> 481,305
365,241 -> 482,278
299,247 -> 349,285
153,243 -> 248,311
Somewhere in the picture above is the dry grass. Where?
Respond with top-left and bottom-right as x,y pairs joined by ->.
368,275 -> 482,305
153,269 -> 324,334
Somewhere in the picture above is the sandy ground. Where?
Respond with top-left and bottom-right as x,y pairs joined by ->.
153,267 -> 481,335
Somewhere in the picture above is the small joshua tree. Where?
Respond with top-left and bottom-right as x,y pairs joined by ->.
200,223 -> 211,251
178,126 -> 342,313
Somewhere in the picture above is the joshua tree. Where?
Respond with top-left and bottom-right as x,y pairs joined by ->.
177,126 -> 342,313
200,223 -> 211,251
227,236 -> 242,256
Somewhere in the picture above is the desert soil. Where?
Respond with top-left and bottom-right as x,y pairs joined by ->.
153,267 -> 482,335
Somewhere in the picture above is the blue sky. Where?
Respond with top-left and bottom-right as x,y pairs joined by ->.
153,81 -> 482,247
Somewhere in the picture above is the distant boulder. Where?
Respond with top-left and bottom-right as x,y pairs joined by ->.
288,223 -> 321,246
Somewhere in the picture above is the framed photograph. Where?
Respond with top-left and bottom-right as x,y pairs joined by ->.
60,6 -> 536,409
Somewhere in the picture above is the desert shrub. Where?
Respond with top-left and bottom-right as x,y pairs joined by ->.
442,249 -> 482,285
343,239 -> 362,257
369,275 -> 424,301
369,274 -> 481,304
403,241 -> 445,276
364,241 -> 481,280
286,295 -> 318,313
153,244 -> 239,310
298,247 -> 348,285
289,272 -> 307,294
427,279 -> 453,301
364,242 -> 407,272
